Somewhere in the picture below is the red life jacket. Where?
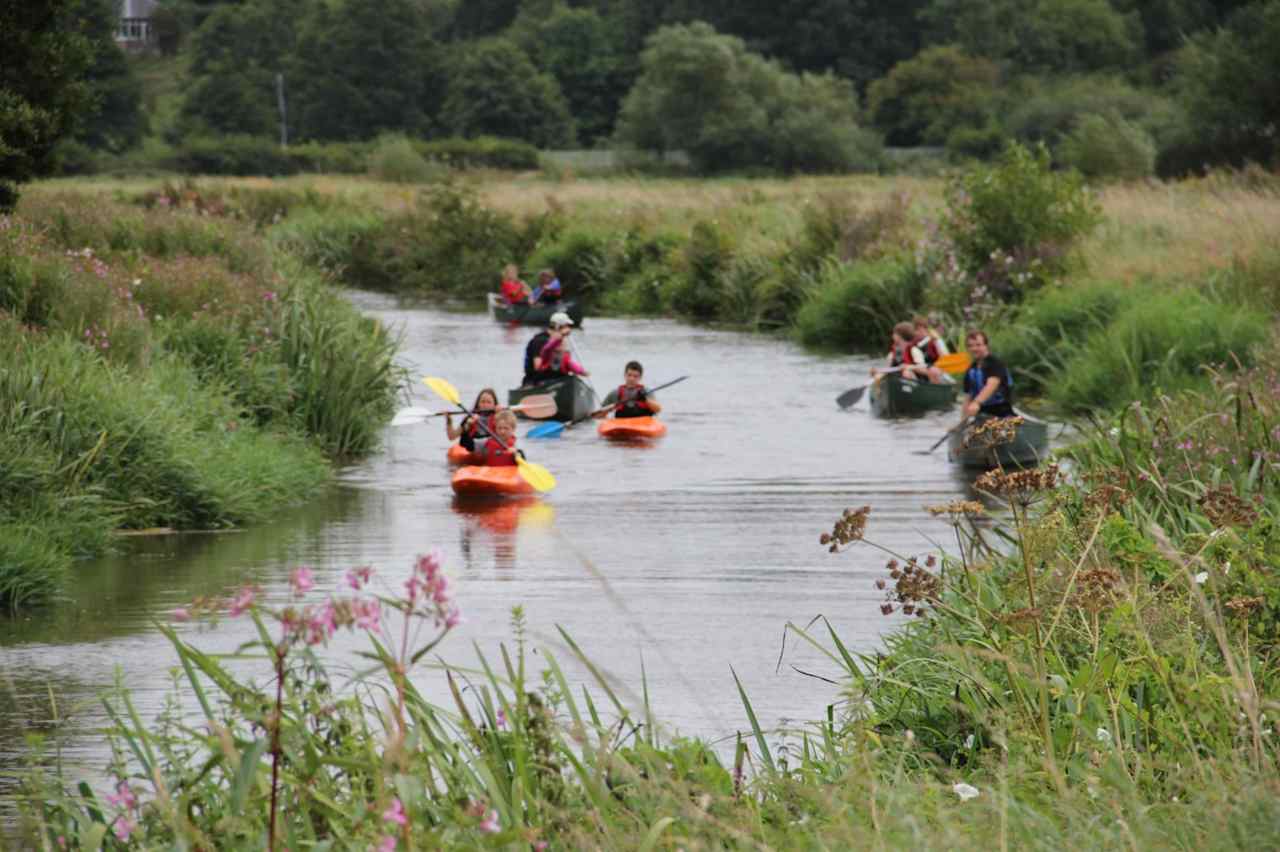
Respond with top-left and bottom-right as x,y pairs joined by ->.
473,437 -> 517,466
916,334 -> 946,364
615,384 -> 649,418
465,412 -> 497,439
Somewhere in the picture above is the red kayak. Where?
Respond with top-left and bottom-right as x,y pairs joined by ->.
597,416 -> 667,440
451,466 -> 534,497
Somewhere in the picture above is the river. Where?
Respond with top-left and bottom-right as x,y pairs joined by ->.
1,296 -> 1001,807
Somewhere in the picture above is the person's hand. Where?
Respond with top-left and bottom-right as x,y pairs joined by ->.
963,401 -> 978,418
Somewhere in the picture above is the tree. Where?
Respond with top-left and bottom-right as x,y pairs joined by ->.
290,0 -> 443,142
1171,0 -> 1280,170
0,0 -> 96,209
613,22 -> 880,173
867,46 -> 1000,146
69,0 -> 147,153
440,38 -> 575,148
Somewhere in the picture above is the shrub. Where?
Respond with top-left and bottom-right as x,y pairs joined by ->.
793,257 -> 926,350
171,135 -> 299,177
1051,289 -> 1268,411
1058,113 -> 1156,180
663,220 -> 735,321
416,136 -> 540,171
942,141 -> 1101,297
524,226 -> 612,303
367,134 -> 444,184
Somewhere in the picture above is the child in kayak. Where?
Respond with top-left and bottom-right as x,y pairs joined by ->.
536,312 -> 590,377
446,388 -> 501,451
596,361 -> 663,419
499,264 -> 532,305
468,410 -> 521,466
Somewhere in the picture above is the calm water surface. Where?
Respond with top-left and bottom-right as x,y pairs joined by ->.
1,296 -> 1006,803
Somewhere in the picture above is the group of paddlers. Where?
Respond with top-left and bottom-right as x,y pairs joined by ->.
875,315 -> 1014,420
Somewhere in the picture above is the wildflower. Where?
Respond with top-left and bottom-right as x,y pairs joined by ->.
974,464 -> 1061,505
377,837 -> 397,852
496,707 -> 507,729
290,566 -> 315,596
1194,572 -> 1209,585
112,816 -> 137,841
382,797 -> 408,827
106,780 -> 138,811
820,505 -> 871,552
305,601 -> 337,645
171,607 -> 191,622
345,565 -> 374,590
1095,728 -> 1112,744
953,782 -> 980,801
963,416 -> 1025,449
479,809 -> 501,834
964,734 -> 976,749
353,598 -> 382,631
228,586 -> 256,617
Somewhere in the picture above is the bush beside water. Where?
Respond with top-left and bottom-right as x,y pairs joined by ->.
0,193 -> 402,607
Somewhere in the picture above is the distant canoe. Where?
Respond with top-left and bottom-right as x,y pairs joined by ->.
598,416 -> 667,440
948,413 -> 1051,470
487,293 -> 584,327
508,375 -> 596,423
869,374 -> 958,417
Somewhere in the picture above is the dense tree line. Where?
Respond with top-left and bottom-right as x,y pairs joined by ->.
4,0 -> 1278,192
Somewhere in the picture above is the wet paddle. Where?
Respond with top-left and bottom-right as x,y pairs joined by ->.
423,377 -> 556,492
914,417 -> 972,456
527,375 -> 689,439
390,394 -> 555,427
836,352 -> 971,409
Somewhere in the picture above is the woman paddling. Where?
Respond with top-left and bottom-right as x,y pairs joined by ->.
446,387 -> 503,451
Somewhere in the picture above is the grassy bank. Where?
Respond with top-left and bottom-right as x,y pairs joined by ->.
0,193 -> 403,608
15,366 -> 1280,846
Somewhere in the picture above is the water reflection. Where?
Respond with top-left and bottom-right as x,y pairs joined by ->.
453,497 -> 556,570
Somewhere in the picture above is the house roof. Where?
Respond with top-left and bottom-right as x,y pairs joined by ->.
119,0 -> 157,18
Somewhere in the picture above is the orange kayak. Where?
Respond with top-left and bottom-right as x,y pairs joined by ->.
597,416 -> 667,440
446,443 -> 471,464
451,465 -> 534,497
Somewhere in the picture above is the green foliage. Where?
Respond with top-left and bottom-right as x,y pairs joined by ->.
793,257 -> 925,350
614,22 -> 882,175
367,135 -> 444,184
69,0 -> 147,154
440,38 -> 576,149
416,136 -> 539,170
664,220 -> 735,321
942,141 -> 1101,295
1058,113 -> 1157,180
1004,74 -> 1183,155
0,0 -> 97,209
868,46 -> 1001,147
171,135 -> 298,176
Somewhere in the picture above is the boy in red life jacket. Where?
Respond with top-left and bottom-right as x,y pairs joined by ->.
912,315 -> 950,384
499,264 -> 532,305
536,312 -> 590,377
595,361 -> 664,420
446,388 -> 501,451
468,410 -> 521,466
872,321 -> 930,382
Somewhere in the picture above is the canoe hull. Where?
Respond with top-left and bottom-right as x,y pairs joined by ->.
487,293 -> 584,327
451,466 -> 534,497
509,375 -> 596,422
948,414 -> 1051,469
598,416 -> 667,440
869,374 -> 958,418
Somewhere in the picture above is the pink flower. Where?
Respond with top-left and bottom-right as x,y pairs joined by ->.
112,816 -> 136,841
263,291 -> 277,302
171,607 -> 190,623
106,780 -> 138,811
478,809 -> 500,834
445,608 -> 463,629
415,549 -> 443,580
290,566 -> 315,596
345,566 -> 374,590
377,837 -> 397,852
534,843 -> 548,851
495,707 -> 507,729
228,586 -> 256,617
353,598 -> 382,631
382,797 -> 407,827
305,602 -> 337,645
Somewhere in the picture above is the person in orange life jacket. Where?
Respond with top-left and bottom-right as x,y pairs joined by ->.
962,329 -> 1015,419
446,388 -> 502,451
871,321 -> 930,382
531,269 -> 562,305
912,314 -> 950,384
468,410 -> 522,466
595,361 -> 663,420
499,264 -> 532,305
536,312 -> 589,377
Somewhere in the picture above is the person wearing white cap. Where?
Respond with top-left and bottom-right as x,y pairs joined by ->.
535,312 -> 589,378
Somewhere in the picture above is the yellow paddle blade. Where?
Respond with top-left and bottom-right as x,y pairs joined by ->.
423,376 -> 462,407
937,352 -> 972,375
516,457 -> 556,493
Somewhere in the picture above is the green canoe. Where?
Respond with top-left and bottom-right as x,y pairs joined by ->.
948,413 -> 1051,469
487,294 -> 585,327
508,375 -> 597,423
869,374 -> 959,417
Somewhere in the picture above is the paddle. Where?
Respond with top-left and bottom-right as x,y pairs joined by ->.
423,377 -> 556,492
914,417 -> 972,456
836,352 -> 971,409
390,394 -> 556,427
527,375 -> 689,439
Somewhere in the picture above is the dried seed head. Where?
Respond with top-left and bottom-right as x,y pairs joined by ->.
1071,568 -> 1122,614
820,505 -> 871,551
926,500 -> 986,520
963,416 -> 1025,449
1224,596 -> 1264,618
975,464 -> 1061,504
1083,484 -> 1130,515
1199,486 -> 1258,528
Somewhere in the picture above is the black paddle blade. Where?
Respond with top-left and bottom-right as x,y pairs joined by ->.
836,384 -> 868,409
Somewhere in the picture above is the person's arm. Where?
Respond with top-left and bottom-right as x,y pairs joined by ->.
446,413 -> 461,440
643,393 -> 662,415
963,377 -> 1003,417
595,390 -> 618,418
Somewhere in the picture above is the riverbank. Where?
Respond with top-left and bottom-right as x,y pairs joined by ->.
0,192 -> 403,608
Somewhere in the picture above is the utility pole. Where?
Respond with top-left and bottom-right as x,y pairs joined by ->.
276,73 -> 288,147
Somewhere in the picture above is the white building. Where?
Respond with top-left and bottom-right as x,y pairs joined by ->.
115,0 -> 158,51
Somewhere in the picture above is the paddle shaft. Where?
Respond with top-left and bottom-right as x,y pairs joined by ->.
922,417 -> 971,454
583,374 -> 688,421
